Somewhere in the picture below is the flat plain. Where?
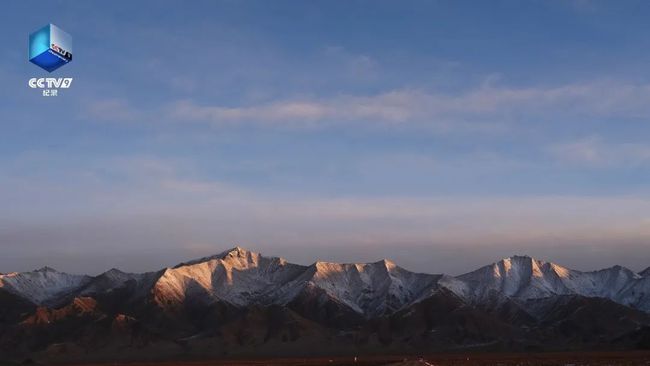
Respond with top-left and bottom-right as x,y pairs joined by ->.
67,351 -> 650,366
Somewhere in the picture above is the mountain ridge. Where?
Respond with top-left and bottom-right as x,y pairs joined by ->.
1,247 -> 649,363
1,247 -> 648,314
641,267 -> 650,277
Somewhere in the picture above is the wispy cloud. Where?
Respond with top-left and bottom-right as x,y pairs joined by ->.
82,98 -> 142,122
549,136 -> 650,167
167,80 -> 650,131
2,154 -> 650,273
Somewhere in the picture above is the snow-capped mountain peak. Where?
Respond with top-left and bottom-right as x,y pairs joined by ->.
0,268 -> 91,305
448,255 -> 650,312
76,268 -> 148,297
454,255 -> 573,300
1,248 -> 649,317
173,246 -> 255,268
286,259 -> 442,316
34,266 -> 57,273
152,247 -> 307,308
641,267 -> 650,277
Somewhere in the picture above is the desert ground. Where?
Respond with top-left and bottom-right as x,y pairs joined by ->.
64,352 -> 650,366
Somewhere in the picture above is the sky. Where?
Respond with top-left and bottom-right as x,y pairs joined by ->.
1,0 -> 649,275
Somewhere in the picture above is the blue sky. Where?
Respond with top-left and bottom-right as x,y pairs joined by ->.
1,0 -> 649,274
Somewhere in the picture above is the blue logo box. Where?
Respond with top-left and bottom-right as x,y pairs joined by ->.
29,24 -> 72,72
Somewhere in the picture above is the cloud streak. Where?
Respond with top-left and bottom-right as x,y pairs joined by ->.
2,155 -> 650,274
167,80 -> 650,130
549,136 -> 650,167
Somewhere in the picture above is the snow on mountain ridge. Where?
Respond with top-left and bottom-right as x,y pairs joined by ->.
77,268 -> 149,296
152,250 -> 442,316
273,259 -> 442,316
173,246 -> 253,268
1,249 -> 648,315
152,247 -> 307,308
454,255 -> 573,301
641,267 -> 650,277
449,255 -> 649,311
0,267 -> 91,305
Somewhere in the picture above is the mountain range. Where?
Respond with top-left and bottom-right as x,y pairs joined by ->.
1,247 -> 649,363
